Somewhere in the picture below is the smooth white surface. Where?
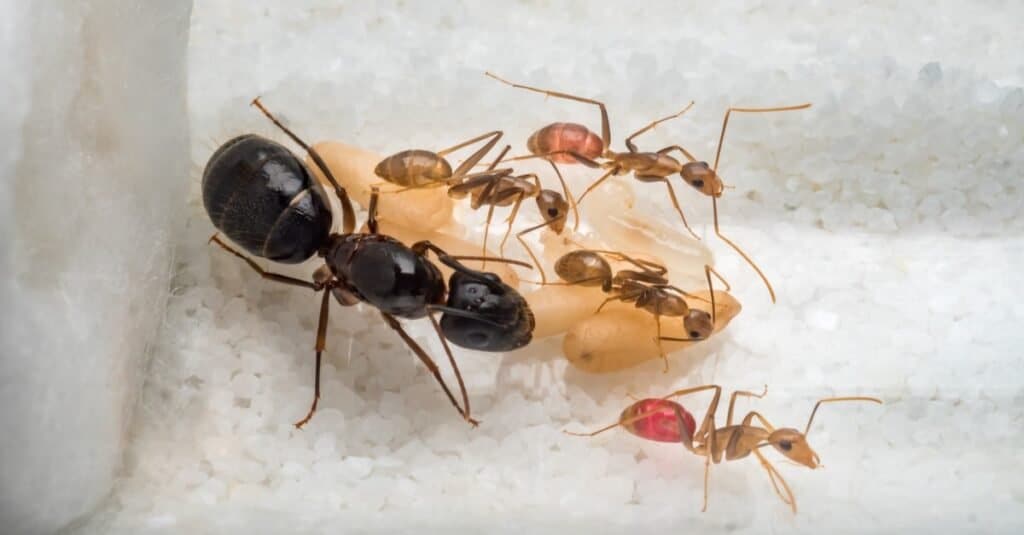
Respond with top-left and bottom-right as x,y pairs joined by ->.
87,1 -> 1024,533
0,2 -> 191,533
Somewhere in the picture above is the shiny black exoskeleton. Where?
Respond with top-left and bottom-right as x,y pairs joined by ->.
322,233 -> 446,319
201,98 -> 535,428
440,271 -> 534,351
202,134 -> 332,263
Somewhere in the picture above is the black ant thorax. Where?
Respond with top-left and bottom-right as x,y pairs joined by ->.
321,233 -> 446,319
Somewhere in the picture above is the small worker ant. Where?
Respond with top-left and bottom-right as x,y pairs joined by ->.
487,71 -> 701,240
566,385 -> 882,513
446,145 -> 571,270
373,128 -> 505,191
541,249 -> 728,371
202,98 -> 535,429
487,72 -> 810,303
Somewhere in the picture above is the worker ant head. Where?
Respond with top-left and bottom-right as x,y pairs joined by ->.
766,429 -> 820,469
536,189 -> 569,234
683,309 -> 713,339
680,161 -> 723,197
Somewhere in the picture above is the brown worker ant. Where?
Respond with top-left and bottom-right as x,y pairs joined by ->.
445,145 -> 571,270
486,71 -> 701,240
566,385 -> 882,513
540,249 -> 728,371
487,72 -> 810,303
201,98 -> 535,429
373,129 -> 505,191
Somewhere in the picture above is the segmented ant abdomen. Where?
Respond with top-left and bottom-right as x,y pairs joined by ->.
680,161 -> 723,197
374,149 -> 453,187
440,271 -> 534,352
620,398 -> 696,443
527,122 -> 603,163
535,190 -> 569,234
202,134 -> 332,263
683,309 -> 714,340
554,251 -> 611,287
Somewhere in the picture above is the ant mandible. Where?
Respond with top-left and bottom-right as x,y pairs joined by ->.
202,98 -> 535,429
566,385 -> 881,513
487,72 -> 810,303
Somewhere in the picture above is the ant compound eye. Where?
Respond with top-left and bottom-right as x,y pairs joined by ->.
779,440 -> 793,451
689,330 -> 701,339
691,179 -> 704,189
547,208 -> 559,217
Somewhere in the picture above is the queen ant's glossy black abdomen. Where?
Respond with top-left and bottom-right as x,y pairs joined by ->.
202,134 -> 332,263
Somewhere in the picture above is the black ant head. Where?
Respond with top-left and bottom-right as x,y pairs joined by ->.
680,161 -> 723,197
683,309 -> 713,339
767,428 -> 820,469
535,189 -> 569,234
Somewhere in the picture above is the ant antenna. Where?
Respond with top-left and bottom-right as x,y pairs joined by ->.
803,396 -> 882,435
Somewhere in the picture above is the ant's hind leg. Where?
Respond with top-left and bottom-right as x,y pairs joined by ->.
380,312 -> 478,426
484,71 -> 612,149
208,235 -> 319,290
642,176 -> 700,241
752,448 -> 797,513
294,290 -> 332,429
250,97 -> 356,234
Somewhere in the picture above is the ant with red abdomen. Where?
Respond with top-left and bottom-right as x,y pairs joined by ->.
566,385 -> 881,513
487,72 -> 810,303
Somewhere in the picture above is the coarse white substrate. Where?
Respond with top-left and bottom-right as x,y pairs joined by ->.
82,1 -> 1023,533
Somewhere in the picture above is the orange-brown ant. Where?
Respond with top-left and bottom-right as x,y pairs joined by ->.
487,72 -> 810,303
538,249 -> 728,371
566,385 -> 881,513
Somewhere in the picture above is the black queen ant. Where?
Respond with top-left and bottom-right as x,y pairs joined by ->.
201,98 -> 535,428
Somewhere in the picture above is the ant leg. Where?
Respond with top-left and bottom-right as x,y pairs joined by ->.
481,202 -> 497,269
752,448 -> 797,513
208,235 -> 318,290
411,240 -> 533,272
711,103 -> 811,172
427,311 -> 473,425
546,161 -> 581,232
379,312 -> 478,426
713,195 -> 776,303
514,218 -> 560,284
659,384 -> 722,444
438,130 -> 503,179
294,290 -> 332,429
498,193 -> 526,257
485,72 -> 612,150
657,144 -> 699,163
654,314 -> 669,373
591,251 -> 668,277
564,404 -> 689,437
250,97 -> 356,234
575,167 -> 618,209
740,410 -> 777,431
500,151 -> 603,169
367,187 -> 380,234
726,386 -> 768,426
624,102 -> 695,153
640,175 -> 700,240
